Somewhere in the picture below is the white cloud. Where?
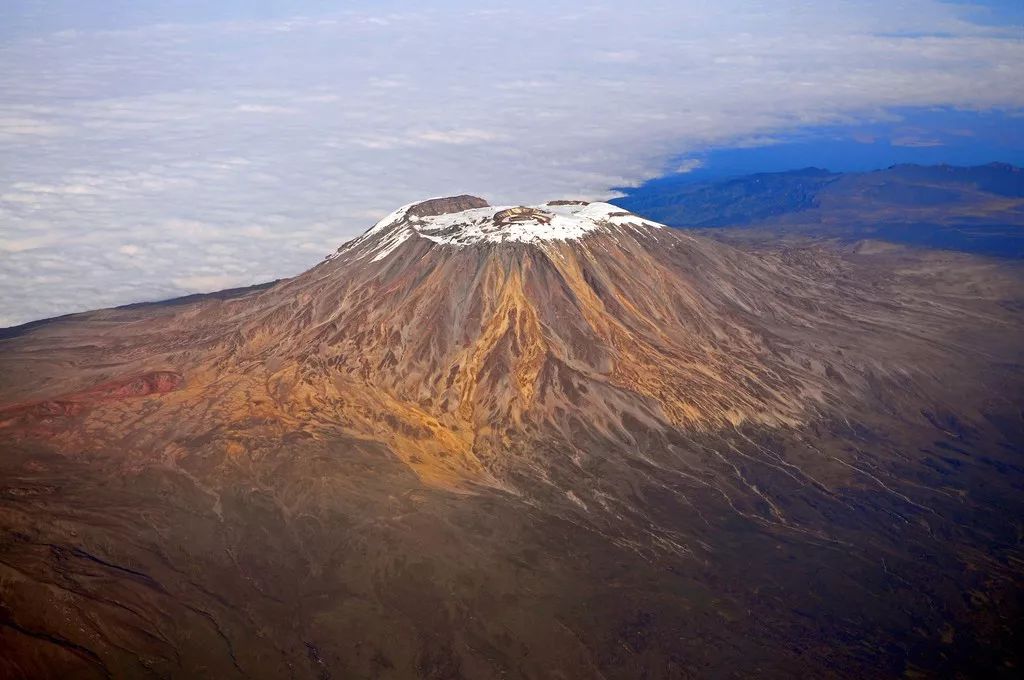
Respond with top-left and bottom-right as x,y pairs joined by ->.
171,274 -> 251,292
0,234 -> 60,253
0,116 -> 68,139
414,129 -> 504,145
234,104 -> 297,114
0,0 -> 1022,325
674,159 -> 704,174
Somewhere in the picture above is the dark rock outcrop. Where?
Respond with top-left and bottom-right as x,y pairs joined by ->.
406,194 -> 489,218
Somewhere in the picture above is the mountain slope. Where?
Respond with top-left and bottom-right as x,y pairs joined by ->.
1,197 -> 1023,678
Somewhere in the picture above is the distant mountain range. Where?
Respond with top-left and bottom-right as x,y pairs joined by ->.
613,162 -> 1024,257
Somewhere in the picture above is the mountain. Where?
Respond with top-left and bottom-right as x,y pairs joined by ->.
1,197 -> 1023,678
613,162 -> 1024,256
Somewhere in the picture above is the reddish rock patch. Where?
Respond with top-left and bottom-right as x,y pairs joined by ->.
81,371 -> 184,400
0,371 -> 183,432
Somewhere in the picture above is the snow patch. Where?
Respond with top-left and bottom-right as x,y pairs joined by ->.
347,200 -> 664,261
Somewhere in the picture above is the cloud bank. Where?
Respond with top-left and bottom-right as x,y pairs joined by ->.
1,0 -> 1022,325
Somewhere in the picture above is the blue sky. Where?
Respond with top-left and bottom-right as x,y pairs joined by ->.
1,1 -> 1022,325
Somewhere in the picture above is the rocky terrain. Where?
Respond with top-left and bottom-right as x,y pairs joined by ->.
1,197 -> 1022,678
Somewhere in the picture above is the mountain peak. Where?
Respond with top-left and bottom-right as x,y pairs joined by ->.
343,197 -> 665,262
406,194 -> 490,217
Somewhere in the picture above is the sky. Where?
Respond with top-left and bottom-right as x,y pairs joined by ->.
1,1 -> 1023,326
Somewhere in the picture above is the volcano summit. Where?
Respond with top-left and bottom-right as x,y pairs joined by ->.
1,197 -> 1022,678
343,197 -> 665,259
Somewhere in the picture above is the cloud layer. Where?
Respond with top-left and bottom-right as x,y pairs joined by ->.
1,1 -> 1023,325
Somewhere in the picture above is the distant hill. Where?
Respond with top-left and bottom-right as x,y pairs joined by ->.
612,162 -> 1024,257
